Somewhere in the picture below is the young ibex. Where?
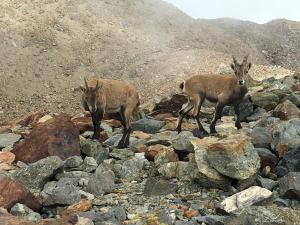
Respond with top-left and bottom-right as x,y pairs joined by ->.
81,78 -> 140,148
176,55 -> 252,135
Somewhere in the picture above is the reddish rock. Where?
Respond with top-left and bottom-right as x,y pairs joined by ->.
0,175 -> 41,210
145,144 -> 165,161
273,100 -> 300,120
184,209 -> 199,219
12,113 -> 80,163
0,126 -> 12,134
256,148 -> 279,169
151,94 -> 188,116
71,116 -> 93,133
62,199 -> 92,216
14,111 -> 45,127
0,152 -> 15,164
132,131 -> 151,140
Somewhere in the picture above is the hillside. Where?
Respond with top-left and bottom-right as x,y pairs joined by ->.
0,0 -> 299,122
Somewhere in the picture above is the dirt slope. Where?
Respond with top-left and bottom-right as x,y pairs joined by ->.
0,0 -> 298,122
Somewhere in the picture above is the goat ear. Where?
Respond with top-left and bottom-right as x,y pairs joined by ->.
230,63 -> 235,71
247,62 -> 252,70
80,85 -> 86,92
94,80 -> 101,91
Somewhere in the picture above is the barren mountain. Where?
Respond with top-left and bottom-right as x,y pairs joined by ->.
0,0 -> 299,122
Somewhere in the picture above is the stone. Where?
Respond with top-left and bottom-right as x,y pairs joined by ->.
71,115 -> 93,133
12,156 -> 64,191
12,114 -> 80,163
255,148 -> 278,169
192,215 -> 226,225
80,139 -> 109,164
103,134 -> 137,147
78,206 -> 126,225
246,107 -> 268,122
0,175 -> 41,210
159,209 -> 177,225
14,111 -> 45,127
0,133 -> 21,149
77,217 -> 95,225
144,144 -> 165,161
225,95 -> 254,121
42,178 -> 81,206
171,131 -> 195,153
283,92 -> 300,107
56,171 -> 91,186
62,199 -> 93,216
64,156 -> 83,169
0,152 -> 15,164
154,147 -> 179,167
250,127 -> 271,149
273,100 -> 300,120
113,156 -> 146,181
144,177 -> 178,196
175,221 -> 198,225
271,118 -> 300,153
131,118 -> 166,134
257,176 -> 278,190
279,172 -> 300,200
251,91 -> 280,111
280,148 -> 300,172
10,203 -> 42,222
131,131 -> 151,140
109,148 -> 135,160
220,186 -> 272,213
206,135 -> 260,180
87,164 -> 115,196
192,138 -> 231,189
38,115 -> 53,123
82,157 -> 98,172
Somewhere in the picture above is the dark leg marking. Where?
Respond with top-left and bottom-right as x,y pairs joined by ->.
92,109 -> 103,140
234,104 -> 242,129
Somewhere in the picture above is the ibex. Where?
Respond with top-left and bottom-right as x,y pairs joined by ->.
176,55 -> 252,135
80,78 -> 140,148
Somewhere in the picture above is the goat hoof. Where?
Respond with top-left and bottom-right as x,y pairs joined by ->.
175,127 -> 182,134
92,135 -> 100,140
236,124 -> 242,130
117,142 -> 128,149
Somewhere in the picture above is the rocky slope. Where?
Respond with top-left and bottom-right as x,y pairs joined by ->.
0,0 -> 299,123
1,74 -> 300,225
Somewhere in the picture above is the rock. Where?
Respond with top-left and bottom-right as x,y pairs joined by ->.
273,100 -> 300,120
251,91 -> 280,111
131,131 -> 151,140
154,147 -> 179,167
113,156 -> 146,181
280,148 -> 300,172
71,115 -> 93,133
42,178 -> 81,206
192,138 -> 231,189
184,209 -> 199,219
131,118 -> 165,134
146,131 -> 177,146
250,127 -> 271,149
0,175 -> 41,210
12,156 -> 64,191
103,134 -> 137,147
224,95 -> 254,121
10,203 -> 42,222
38,115 -> 53,123
12,114 -> 80,163
257,176 -> 278,190
79,206 -> 126,225
14,111 -> 45,127
56,171 -> 91,186
279,172 -> 300,200
175,221 -> 197,225
80,139 -> 109,164
143,144 -> 165,161
144,177 -> 178,196
192,215 -> 226,225
271,118 -> 300,153
62,199 -> 93,216
87,164 -> 115,196
0,152 -> 15,164
64,156 -> 83,169
0,133 -> 21,149
220,186 -> 272,213
224,206 -> 300,225
109,148 -> 135,160
255,148 -> 278,169
82,157 -> 98,172
151,94 -> 188,116
77,217 -> 94,225
159,209 -> 177,225
158,161 -> 194,181
274,198 -> 290,207
283,92 -> 300,107
206,135 -> 260,180
276,165 -> 289,178
171,131 -> 194,153
246,107 -> 268,122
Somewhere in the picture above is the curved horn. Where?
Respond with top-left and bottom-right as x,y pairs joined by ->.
95,80 -> 100,90
84,77 -> 88,88
232,55 -> 238,64
243,54 -> 249,64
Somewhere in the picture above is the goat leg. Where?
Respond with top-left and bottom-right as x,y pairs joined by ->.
91,109 -> 103,140
210,103 -> 224,134
175,103 -> 193,133
234,104 -> 242,129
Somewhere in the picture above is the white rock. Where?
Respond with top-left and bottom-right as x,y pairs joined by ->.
38,115 -> 53,123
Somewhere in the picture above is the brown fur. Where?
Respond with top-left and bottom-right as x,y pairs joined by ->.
81,78 -> 139,148
176,55 -> 252,135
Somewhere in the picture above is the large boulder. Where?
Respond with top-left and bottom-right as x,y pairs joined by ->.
144,177 -> 178,196
12,114 -> 80,163
250,127 -> 272,149
271,118 -> 300,153
273,100 -> 300,120
10,203 -> 42,222
220,186 -> 272,213
205,135 -> 260,180
42,178 -> 81,206
279,172 -> 300,200
12,156 -> 64,191
171,131 -> 194,153
0,175 -> 41,211
80,139 -> 109,164
131,118 -> 166,134
0,133 -> 21,149
251,91 -> 280,111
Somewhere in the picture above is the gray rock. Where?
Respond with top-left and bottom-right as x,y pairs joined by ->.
175,221 -> 197,225
12,156 -> 64,191
146,131 -> 178,147
154,147 -> 178,167
225,95 -> 254,121
113,156 -> 145,181
0,133 -> 21,148
280,148 -> 300,172
279,172 -> 300,200
192,215 -> 226,225
251,91 -> 280,111
246,107 -> 268,122
257,176 -> 278,191
80,139 -> 109,164
42,178 -> 81,206
56,171 -> 91,185
10,203 -> 42,222
276,166 -> 289,178
271,119 -> 300,153
159,209 -> 176,225
103,134 -> 138,148
158,161 -> 195,181
83,157 -> 98,172
283,92 -> 300,107
87,164 -> 115,196
109,149 -> 135,160
144,177 -> 178,196
274,198 -> 290,207
171,131 -> 194,153
131,118 -> 165,134
250,127 -> 271,149
64,156 -> 83,169
78,206 -> 126,225
255,148 -> 278,169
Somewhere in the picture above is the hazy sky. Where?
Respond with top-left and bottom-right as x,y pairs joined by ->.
164,0 -> 300,24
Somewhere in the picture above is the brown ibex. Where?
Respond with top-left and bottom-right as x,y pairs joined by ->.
176,55 -> 252,135
81,78 -> 140,148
